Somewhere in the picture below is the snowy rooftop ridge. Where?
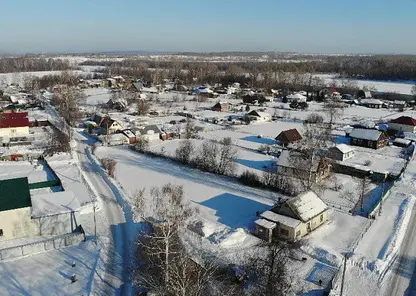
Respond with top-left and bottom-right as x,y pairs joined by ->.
255,218 -> 277,229
288,191 -> 328,222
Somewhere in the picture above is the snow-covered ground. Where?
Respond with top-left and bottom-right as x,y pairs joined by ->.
0,241 -> 101,296
148,138 -> 276,175
83,87 -> 111,106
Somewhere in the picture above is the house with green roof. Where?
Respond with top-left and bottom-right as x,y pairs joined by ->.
0,177 -> 39,240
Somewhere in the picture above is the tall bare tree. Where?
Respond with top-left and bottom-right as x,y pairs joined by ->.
175,139 -> 194,164
217,137 -> 238,175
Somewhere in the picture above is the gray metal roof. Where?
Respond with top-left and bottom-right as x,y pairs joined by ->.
349,128 -> 383,141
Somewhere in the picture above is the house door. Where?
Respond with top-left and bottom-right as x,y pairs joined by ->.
307,222 -> 311,232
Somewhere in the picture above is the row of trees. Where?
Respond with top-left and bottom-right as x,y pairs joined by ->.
133,183 -> 293,296
0,57 -> 72,73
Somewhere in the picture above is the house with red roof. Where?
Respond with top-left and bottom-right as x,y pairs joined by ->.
0,112 -> 30,138
389,116 -> 416,133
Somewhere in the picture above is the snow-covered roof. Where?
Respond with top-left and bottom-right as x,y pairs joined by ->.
287,191 -> 328,222
349,128 -> 383,141
31,191 -> 81,218
255,218 -> 276,229
333,144 -> 354,154
261,210 -> 301,228
360,98 -> 383,105
248,110 -> 270,118
393,138 -> 411,146
287,93 -> 307,100
122,129 -> 135,138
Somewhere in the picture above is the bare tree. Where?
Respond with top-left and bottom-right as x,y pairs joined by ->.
305,113 -> 324,124
195,140 -> 219,173
217,137 -> 238,175
46,130 -> 70,155
323,100 -> 345,131
51,86 -> 83,130
134,135 -> 150,152
137,99 -> 151,115
247,241 -> 293,296
175,139 -> 194,164
357,174 -> 371,211
184,118 -> 198,139
133,184 -> 212,295
100,158 -> 117,178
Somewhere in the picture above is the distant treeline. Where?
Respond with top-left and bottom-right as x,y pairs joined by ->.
80,55 -> 416,81
0,57 -> 73,73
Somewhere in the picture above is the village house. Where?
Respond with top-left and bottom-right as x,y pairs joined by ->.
360,98 -> 384,109
388,116 -> 416,133
276,150 -> 332,183
349,128 -> 388,149
121,129 -> 136,144
254,191 -> 328,241
100,133 -> 130,146
247,110 -> 271,122
135,124 -> 162,141
0,177 -> 81,241
275,129 -> 302,147
99,117 -> 123,135
328,144 -> 355,161
211,102 -> 230,112
0,112 -> 30,138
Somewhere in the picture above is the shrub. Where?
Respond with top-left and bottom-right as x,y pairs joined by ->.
239,170 -> 262,187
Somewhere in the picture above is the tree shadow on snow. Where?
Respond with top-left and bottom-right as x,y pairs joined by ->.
197,193 -> 270,229
234,158 -> 274,171
240,135 -> 276,145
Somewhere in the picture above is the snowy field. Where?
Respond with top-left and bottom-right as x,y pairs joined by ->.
0,241 -> 100,296
94,145 -> 278,244
0,70 -> 85,87
149,138 -> 276,175
83,87 -> 111,106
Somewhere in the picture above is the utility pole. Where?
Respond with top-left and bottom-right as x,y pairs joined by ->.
379,173 -> 387,216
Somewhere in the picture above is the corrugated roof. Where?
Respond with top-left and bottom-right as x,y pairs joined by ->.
31,191 -> 81,218
0,112 -> 29,128
0,177 -> 32,212
349,128 -> 383,141
287,191 -> 327,222
261,210 -> 301,228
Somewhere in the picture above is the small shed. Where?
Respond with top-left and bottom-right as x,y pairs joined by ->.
393,138 -> 411,148
211,102 -> 230,112
328,144 -> 355,161
254,219 -> 277,242
121,129 -> 136,144
247,110 -> 271,122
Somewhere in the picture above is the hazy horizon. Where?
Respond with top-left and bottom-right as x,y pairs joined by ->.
1,0 -> 415,55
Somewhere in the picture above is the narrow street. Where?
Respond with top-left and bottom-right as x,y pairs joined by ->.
385,160 -> 416,296
76,135 -> 132,295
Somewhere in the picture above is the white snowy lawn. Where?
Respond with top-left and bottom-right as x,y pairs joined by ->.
94,145 -> 277,243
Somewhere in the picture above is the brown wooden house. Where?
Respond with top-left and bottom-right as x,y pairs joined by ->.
275,129 -> 302,147
349,128 -> 388,149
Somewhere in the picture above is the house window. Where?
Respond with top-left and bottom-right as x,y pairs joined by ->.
296,230 -> 301,237
0,229 -> 3,236
280,228 -> 289,237
10,129 -> 17,134
368,141 -> 373,147
320,214 -> 324,222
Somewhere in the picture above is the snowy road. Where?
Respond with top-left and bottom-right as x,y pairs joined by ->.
76,137 -> 132,295
385,162 -> 416,296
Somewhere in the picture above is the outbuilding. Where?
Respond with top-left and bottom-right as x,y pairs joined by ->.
328,144 -> 355,161
275,129 -> 302,147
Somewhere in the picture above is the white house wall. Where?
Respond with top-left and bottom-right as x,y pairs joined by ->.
0,126 -> 29,138
0,207 -> 39,241
389,123 -> 416,133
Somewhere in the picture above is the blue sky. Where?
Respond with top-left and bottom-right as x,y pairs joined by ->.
0,0 -> 415,54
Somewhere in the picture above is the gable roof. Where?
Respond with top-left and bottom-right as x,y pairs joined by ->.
275,129 -> 302,143
390,116 -> 416,126
100,117 -> 115,128
138,124 -> 162,135
361,98 -> 383,105
349,128 -> 384,141
331,144 -> 354,154
248,110 -> 270,118
286,191 -> 327,222
0,177 -> 32,212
